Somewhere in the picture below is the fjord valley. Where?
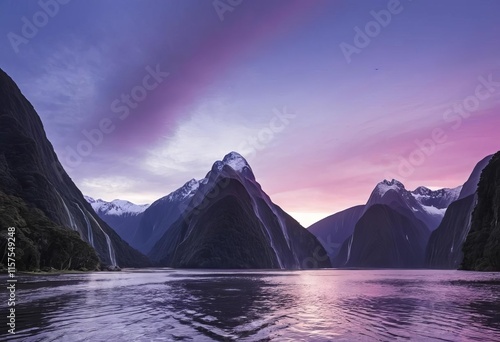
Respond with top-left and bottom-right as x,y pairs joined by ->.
2,1 -> 500,340
1,66 -> 499,272
0,69 -> 329,271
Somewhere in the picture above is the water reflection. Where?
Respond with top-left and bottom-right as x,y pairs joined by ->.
0,270 -> 499,341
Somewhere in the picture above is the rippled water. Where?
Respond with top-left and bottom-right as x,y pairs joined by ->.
1,269 -> 500,341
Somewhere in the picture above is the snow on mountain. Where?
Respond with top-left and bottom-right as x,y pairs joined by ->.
153,153 -> 251,206
147,151 -> 330,269
159,178 -> 201,203
366,179 -> 462,230
375,179 -> 406,196
222,151 -> 252,172
411,186 -> 462,208
84,196 -> 149,216
209,151 -> 256,181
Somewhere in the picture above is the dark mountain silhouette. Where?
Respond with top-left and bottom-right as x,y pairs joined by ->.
461,152 -> 500,271
148,152 -> 331,269
308,205 -> 365,261
0,68 -> 150,270
425,154 -> 493,269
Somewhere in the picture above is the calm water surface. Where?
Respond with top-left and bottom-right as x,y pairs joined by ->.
1,269 -> 500,341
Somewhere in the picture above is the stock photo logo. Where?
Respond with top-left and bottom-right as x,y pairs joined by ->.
339,0 -> 412,63
387,72 -> 500,181
7,0 -> 72,53
64,64 -> 169,171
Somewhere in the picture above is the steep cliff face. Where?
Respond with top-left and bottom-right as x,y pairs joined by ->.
0,69 -> 150,269
425,195 -> 476,269
148,152 -> 331,269
334,204 -> 430,268
133,179 -> 200,254
461,152 -> 500,271
0,191 -> 99,271
308,205 -> 365,261
425,155 -> 493,269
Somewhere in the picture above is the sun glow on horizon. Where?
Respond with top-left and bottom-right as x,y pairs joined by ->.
289,212 -> 332,228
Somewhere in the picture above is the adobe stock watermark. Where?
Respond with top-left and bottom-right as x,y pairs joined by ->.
339,0 -> 412,64
5,227 -> 17,335
238,107 -> 296,161
213,0 -> 243,21
387,73 -> 500,180
63,64 -> 169,172
7,0 -> 72,54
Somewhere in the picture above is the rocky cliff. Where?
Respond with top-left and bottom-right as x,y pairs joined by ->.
0,69 -> 150,270
461,152 -> 500,271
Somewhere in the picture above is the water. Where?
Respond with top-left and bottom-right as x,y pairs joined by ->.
88,215 -> 117,267
1,269 -> 500,341
55,192 -> 79,232
74,202 -> 94,248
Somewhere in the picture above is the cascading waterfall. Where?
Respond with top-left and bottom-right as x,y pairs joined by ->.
104,233 -> 117,267
74,202 -> 94,247
249,197 -> 284,269
346,234 -> 354,265
260,193 -> 292,250
88,214 -> 117,267
55,192 -> 79,232
268,204 -> 300,266
85,210 -> 95,248
243,180 -> 299,268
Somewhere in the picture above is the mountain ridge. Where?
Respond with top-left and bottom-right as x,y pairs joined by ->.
0,68 -> 150,270
147,152 -> 331,269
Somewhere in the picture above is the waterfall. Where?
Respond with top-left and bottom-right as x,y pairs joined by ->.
269,205 -> 300,266
346,234 -> 354,265
244,182 -> 298,268
249,197 -> 284,269
104,233 -> 117,267
88,214 -> 117,267
74,202 -> 94,247
55,192 -> 79,232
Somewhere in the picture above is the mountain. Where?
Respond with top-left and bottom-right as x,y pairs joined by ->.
148,152 -> 331,269
425,154 -> 493,269
341,204 -> 430,268
84,181 -> 200,255
308,205 -> 365,261
84,196 -> 149,246
0,68 -> 150,270
310,178 -> 460,268
132,178 -> 201,254
461,152 -> 500,271
365,179 -> 461,231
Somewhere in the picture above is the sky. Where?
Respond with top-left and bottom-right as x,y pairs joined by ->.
1,0 -> 499,227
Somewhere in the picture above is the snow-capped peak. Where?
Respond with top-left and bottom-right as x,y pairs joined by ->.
411,185 -> 462,209
412,186 -> 432,196
367,180 -> 462,230
208,151 -> 255,181
222,151 -> 251,172
84,196 -> 150,216
162,178 -> 201,202
84,195 -> 96,203
375,179 -> 406,196
158,153 -> 253,206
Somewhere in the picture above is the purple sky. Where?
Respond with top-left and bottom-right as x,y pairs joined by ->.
1,0 -> 499,226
